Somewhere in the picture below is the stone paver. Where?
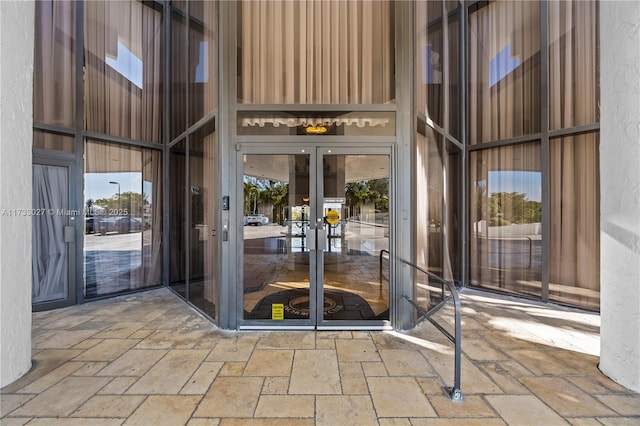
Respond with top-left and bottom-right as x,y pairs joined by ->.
2,287 -> 639,425
193,376 -> 264,418
316,395 -> 378,426
289,350 -> 341,394
368,376 -> 437,417
124,395 -> 200,425
485,394 -> 569,426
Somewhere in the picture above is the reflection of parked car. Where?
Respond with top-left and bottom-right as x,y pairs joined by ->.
99,216 -> 143,235
85,217 -> 96,234
245,214 -> 269,226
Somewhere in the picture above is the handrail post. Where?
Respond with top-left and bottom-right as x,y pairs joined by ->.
394,256 -> 463,402
448,280 -> 463,401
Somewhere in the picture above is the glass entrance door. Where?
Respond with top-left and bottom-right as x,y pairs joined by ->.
241,147 -> 391,328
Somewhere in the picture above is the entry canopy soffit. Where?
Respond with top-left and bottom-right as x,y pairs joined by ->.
238,111 -> 393,130
241,116 -> 390,129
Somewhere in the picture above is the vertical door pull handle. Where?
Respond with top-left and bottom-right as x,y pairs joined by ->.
64,226 -> 75,243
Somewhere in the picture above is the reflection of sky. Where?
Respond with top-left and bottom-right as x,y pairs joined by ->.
488,171 -> 541,202
490,44 -> 520,87
195,42 -> 208,83
85,172 -> 142,201
422,44 -> 442,84
105,41 -> 143,89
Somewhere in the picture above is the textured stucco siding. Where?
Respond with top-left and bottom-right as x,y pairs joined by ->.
599,0 -> 640,392
0,0 -> 34,387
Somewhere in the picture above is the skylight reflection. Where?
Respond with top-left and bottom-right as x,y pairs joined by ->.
105,40 -> 143,89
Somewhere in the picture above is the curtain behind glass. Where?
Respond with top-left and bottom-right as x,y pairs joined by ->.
415,128 -> 460,314
171,6 -> 188,140
32,165 -> 69,303
189,1 -> 218,126
416,1 -> 443,127
143,150 -> 163,287
84,1 -> 162,143
549,134 -> 599,309
470,143 -> 542,297
549,0 -> 599,130
34,0 -> 75,127
445,10 -> 460,140
169,140 -> 187,297
238,0 -> 394,104
468,1 -> 541,144
33,130 -> 75,153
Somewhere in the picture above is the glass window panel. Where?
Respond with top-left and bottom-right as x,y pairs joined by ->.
173,1 -> 187,14
33,130 -> 75,153
416,130 -> 444,276
34,0 -> 75,127
170,140 -> 187,298
238,0 -> 395,104
469,143 -> 542,298
171,6 -> 188,140
416,1 -> 443,127
445,1 -> 459,14
415,128 -> 462,314
468,1 -> 541,144
189,1 -> 218,126
83,140 -> 162,298
446,140 -> 462,283
323,154 -> 390,321
189,120 -> 217,319
549,134 -> 599,310
84,1 -> 163,143
446,12 -> 460,140
549,0 -> 599,130
237,111 -> 395,136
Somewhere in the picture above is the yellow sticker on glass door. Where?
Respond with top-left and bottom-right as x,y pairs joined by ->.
272,304 -> 284,320
326,210 -> 340,225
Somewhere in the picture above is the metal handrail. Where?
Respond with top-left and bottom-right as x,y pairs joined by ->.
379,250 -> 463,402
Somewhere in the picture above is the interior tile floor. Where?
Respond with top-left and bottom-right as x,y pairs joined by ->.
2,287 -> 639,425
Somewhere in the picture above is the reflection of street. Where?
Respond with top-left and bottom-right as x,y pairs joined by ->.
84,232 -> 142,251
243,224 -> 287,240
242,221 -> 389,255
84,232 -> 144,297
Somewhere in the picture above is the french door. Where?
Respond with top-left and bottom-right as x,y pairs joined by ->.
32,161 -> 77,311
240,146 -> 391,329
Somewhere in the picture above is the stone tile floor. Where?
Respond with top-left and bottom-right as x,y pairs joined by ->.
2,287 -> 639,425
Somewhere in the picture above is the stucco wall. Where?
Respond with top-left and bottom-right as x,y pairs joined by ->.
0,0 -> 34,387
599,1 -> 640,392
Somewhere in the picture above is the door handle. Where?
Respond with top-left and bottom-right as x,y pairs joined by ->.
306,227 -> 326,251
307,230 -> 316,250
316,229 -> 327,251
64,226 -> 75,243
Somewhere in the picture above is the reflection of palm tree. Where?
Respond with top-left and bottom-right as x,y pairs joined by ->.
244,181 -> 259,214
346,180 -> 389,216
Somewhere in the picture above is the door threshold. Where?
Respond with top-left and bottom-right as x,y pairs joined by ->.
239,325 -> 315,331
316,324 -> 393,331
239,324 -> 393,331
